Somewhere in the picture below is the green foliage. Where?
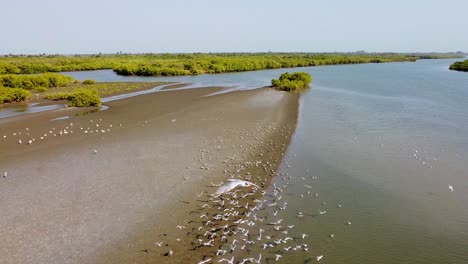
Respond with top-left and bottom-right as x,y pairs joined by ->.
0,87 -> 31,103
67,89 -> 101,107
449,60 -> 468,72
0,73 -> 73,89
44,92 -> 70,101
0,53 -> 463,77
45,89 -> 101,107
82,79 -> 96,84
271,72 -> 313,91
34,87 -> 47,93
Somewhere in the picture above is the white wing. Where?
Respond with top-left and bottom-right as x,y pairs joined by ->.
214,182 -> 240,195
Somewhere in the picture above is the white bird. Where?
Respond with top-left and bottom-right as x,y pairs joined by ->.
247,253 -> 261,264
448,185 -> 454,192
197,258 -> 212,264
218,256 -> 234,264
213,179 -> 259,196
316,255 -> 323,261
275,254 -> 282,261
155,241 -> 164,247
3,171 -> 7,178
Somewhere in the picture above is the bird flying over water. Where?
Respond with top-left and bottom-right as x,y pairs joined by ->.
213,179 -> 259,196
448,185 -> 454,192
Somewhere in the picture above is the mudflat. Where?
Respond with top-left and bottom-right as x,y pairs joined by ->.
0,86 -> 298,264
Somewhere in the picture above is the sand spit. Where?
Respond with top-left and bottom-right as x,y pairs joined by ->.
0,86 -> 298,264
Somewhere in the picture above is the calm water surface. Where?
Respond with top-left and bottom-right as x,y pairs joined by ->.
69,59 -> 468,263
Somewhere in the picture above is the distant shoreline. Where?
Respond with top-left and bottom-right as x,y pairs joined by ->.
1,53 -> 463,77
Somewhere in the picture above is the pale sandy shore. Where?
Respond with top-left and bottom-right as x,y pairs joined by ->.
0,86 -> 298,264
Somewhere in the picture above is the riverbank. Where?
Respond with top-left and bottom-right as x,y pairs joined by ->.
0,85 -> 299,263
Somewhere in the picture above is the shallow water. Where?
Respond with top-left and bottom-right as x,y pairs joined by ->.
56,59 -> 468,262
0,103 -> 67,119
279,59 -> 468,263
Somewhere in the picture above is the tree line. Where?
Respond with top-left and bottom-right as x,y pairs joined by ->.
0,53 -> 463,77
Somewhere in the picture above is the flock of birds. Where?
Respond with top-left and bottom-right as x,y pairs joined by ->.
1,119 -> 117,147
132,120 -> 458,263
0,113 -> 458,264
121,121 -> 352,264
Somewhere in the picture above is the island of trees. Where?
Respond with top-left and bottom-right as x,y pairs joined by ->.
449,60 -> 468,72
271,72 -> 312,91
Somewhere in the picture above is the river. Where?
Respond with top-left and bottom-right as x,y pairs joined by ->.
52,59 -> 468,262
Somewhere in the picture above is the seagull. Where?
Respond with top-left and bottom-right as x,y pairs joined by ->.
197,258 -> 212,264
218,256 -> 234,264
448,185 -> 454,192
247,253 -> 261,264
155,241 -> 164,247
213,179 -> 259,196
3,171 -> 7,178
275,254 -> 282,261
316,255 -> 323,261
162,249 -> 173,256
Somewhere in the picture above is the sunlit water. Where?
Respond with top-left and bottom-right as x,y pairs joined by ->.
41,59 -> 468,262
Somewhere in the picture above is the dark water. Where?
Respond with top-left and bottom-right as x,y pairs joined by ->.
61,59 -> 468,262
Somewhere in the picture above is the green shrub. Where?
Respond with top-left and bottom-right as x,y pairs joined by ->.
82,79 -> 96,84
44,89 -> 101,107
35,87 -> 47,93
449,60 -> 468,72
271,72 -> 313,91
67,89 -> 101,107
44,92 -> 70,101
0,73 -> 73,89
0,87 -> 31,103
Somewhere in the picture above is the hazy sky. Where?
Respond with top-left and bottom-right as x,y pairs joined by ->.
1,0 -> 467,54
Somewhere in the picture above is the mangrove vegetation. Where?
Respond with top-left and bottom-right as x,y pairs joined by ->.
271,72 -> 312,91
0,87 -> 31,104
45,89 -> 101,107
0,73 -> 73,90
0,53 -> 463,77
449,60 -> 468,72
